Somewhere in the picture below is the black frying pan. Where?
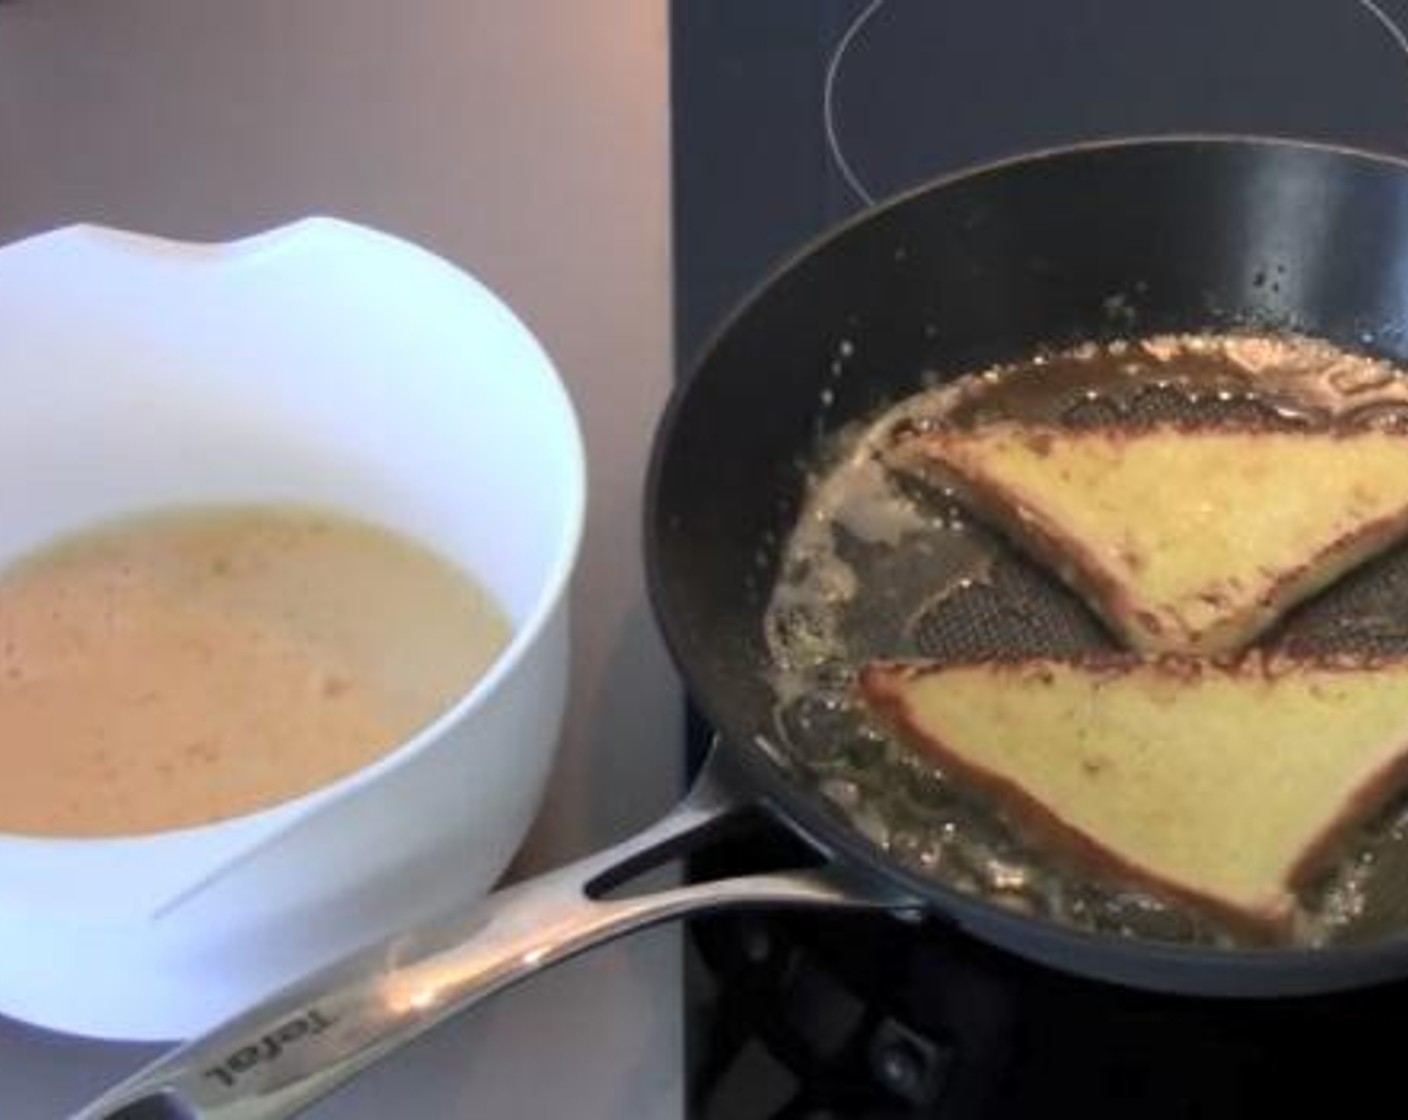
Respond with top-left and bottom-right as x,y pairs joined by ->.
79,137 -> 1408,1120
649,132 -> 1408,996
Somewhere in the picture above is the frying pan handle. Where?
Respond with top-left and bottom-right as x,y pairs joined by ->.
72,750 -> 912,1120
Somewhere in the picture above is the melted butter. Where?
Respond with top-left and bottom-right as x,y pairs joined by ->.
921,332 -> 1408,430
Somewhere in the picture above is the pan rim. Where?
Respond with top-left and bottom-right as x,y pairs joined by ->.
646,132 -> 1408,989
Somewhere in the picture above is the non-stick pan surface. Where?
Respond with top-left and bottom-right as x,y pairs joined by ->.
646,135 -> 1408,996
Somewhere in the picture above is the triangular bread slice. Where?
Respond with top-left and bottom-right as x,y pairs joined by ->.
892,423 -> 1408,654
859,654 -> 1408,937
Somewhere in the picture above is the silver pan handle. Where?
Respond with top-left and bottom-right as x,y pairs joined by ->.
73,752 -> 915,1120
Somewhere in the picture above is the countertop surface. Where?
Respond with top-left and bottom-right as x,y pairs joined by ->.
0,1 -> 680,1116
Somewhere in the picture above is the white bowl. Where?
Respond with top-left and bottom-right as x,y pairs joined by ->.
0,219 -> 585,1040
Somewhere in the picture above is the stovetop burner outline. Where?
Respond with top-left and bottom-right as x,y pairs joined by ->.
823,0 -> 886,208
823,0 -> 1408,209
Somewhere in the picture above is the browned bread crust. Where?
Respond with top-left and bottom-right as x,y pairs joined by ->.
893,423 -> 1408,655
858,653 -> 1408,940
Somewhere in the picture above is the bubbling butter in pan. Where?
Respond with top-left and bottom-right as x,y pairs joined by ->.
0,505 -> 510,836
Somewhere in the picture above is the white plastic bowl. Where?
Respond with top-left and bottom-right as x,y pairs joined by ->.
0,218 -> 585,1040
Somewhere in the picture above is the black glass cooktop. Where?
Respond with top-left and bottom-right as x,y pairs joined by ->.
673,0 -> 1408,363
670,2 -> 1408,1116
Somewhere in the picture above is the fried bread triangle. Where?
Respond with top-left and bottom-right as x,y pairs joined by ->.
860,654 -> 1408,936
895,424 -> 1408,654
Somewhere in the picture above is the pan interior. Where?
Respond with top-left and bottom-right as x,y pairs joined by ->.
764,331 -> 1408,949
